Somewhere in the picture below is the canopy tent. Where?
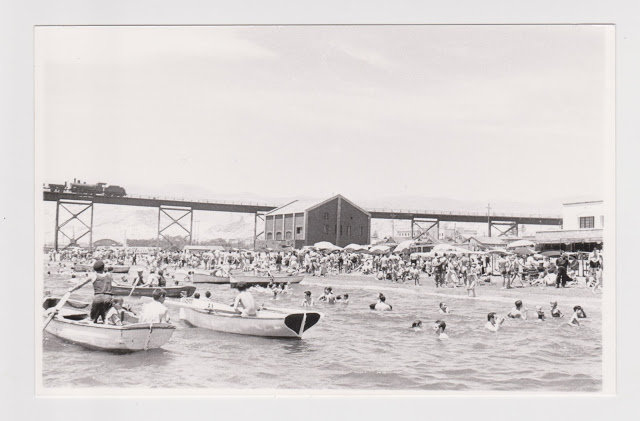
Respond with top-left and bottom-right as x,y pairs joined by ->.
506,239 -> 537,249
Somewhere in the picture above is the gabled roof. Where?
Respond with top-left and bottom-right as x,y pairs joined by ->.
267,195 -> 371,217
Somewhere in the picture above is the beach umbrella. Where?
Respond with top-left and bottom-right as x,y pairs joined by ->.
344,243 -> 367,252
394,240 -> 415,253
507,239 -> 537,249
488,248 -> 512,256
540,250 -> 562,258
369,245 -> 391,255
313,241 -> 336,251
512,246 -> 536,256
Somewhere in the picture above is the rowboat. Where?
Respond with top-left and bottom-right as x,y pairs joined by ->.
111,283 -> 196,298
229,274 -> 305,287
43,297 -> 175,352
167,298 -> 321,339
73,263 -> 130,273
192,270 -> 230,284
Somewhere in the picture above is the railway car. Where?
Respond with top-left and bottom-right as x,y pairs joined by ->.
104,185 -> 127,197
47,183 -> 66,193
70,182 -> 105,195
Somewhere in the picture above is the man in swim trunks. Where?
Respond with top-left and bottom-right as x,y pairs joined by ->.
550,301 -> 563,318
233,283 -> 257,317
371,295 -> 392,311
507,300 -> 528,319
439,302 -> 451,314
433,320 -> 449,339
485,312 -> 505,332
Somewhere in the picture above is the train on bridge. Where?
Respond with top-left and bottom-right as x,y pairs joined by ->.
44,179 -> 127,197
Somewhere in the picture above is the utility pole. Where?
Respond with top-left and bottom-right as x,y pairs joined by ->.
487,203 -> 491,237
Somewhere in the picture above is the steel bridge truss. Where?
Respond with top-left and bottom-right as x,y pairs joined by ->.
54,199 -> 94,251
489,220 -> 518,237
253,212 -> 266,249
411,218 -> 439,240
157,206 -> 193,248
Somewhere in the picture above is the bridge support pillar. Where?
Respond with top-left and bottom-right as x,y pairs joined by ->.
254,212 -> 266,249
157,205 -> 193,248
489,220 -> 518,238
54,199 -> 94,251
411,218 -> 439,240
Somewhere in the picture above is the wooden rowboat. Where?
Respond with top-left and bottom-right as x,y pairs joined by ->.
43,297 -> 175,352
73,263 -> 130,273
169,298 -> 321,339
229,274 -> 305,288
112,283 -> 196,298
192,270 -> 230,284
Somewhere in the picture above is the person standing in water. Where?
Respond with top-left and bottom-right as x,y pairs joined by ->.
485,312 -> 505,332
433,320 -> 449,339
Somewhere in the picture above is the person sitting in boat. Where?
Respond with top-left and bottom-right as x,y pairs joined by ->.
439,302 -> 451,314
132,270 -> 146,287
138,289 -> 170,324
370,294 -> 392,311
105,297 -> 136,326
433,320 -> 448,339
233,283 -> 257,317
301,291 -> 314,307
65,260 -> 114,324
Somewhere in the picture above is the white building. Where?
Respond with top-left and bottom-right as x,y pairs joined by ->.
562,201 -> 604,230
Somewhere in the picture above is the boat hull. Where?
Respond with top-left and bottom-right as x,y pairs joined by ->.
44,316 -> 175,352
181,307 -> 319,339
112,284 -> 196,298
110,265 -> 131,273
230,275 -> 305,287
73,263 -> 93,272
73,264 -> 130,273
192,272 -> 230,284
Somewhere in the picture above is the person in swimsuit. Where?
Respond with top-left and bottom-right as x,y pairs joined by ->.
550,301 -> 564,318
439,302 -> 451,314
301,291 -> 314,307
574,305 -> 587,318
536,305 -> 546,321
233,283 -> 257,317
370,295 -> 392,311
507,300 -> 528,319
433,320 -> 449,339
485,312 -> 505,332
568,306 -> 582,326
411,320 -> 423,331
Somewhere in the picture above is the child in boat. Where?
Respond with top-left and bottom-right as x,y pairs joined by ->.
433,320 -> 448,339
301,291 -> 314,307
105,298 -> 124,326
550,301 -> 563,318
439,302 -> 451,314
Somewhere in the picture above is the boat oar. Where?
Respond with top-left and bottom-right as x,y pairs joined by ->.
128,279 -> 138,297
42,291 -> 72,330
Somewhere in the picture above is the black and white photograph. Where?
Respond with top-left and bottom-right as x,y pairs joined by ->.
34,24 -> 615,394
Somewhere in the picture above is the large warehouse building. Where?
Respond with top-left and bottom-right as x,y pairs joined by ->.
263,195 -> 371,249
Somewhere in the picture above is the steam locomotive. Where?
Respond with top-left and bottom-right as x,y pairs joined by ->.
46,179 -> 127,197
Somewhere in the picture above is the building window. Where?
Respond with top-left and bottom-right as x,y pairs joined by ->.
276,232 -> 282,240
340,225 -> 343,235
266,232 -> 273,240
285,231 -> 292,240
323,225 -> 329,234
296,227 -> 302,235
347,226 -> 351,236
323,212 -> 329,220
579,216 -> 594,229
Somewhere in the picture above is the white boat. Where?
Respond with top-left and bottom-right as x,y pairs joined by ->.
192,270 -> 230,284
229,274 -> 305,287
168,298 -> 321,339
43,297 -> 175,352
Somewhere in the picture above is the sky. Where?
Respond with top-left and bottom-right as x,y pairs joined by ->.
35,25 -> 610,210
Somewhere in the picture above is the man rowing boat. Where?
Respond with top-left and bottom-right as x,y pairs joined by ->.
61,260 -> 114,323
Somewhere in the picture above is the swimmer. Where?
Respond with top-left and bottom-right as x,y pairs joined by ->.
575,305 -> 587,318
341,293 -> 349,304
204,291 -> 212,301
439,302 -> 451,314
193,292 -> 201,299
370,295 -> 392,311
550,301 -> 564,318
507,300 -> 528,319
433,320 -> 449,339
411,320 -> 423,331
301,291 -> 314,307
568,306 -> 582,326
536,305 -> 546,321
485,312 -> 505,332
